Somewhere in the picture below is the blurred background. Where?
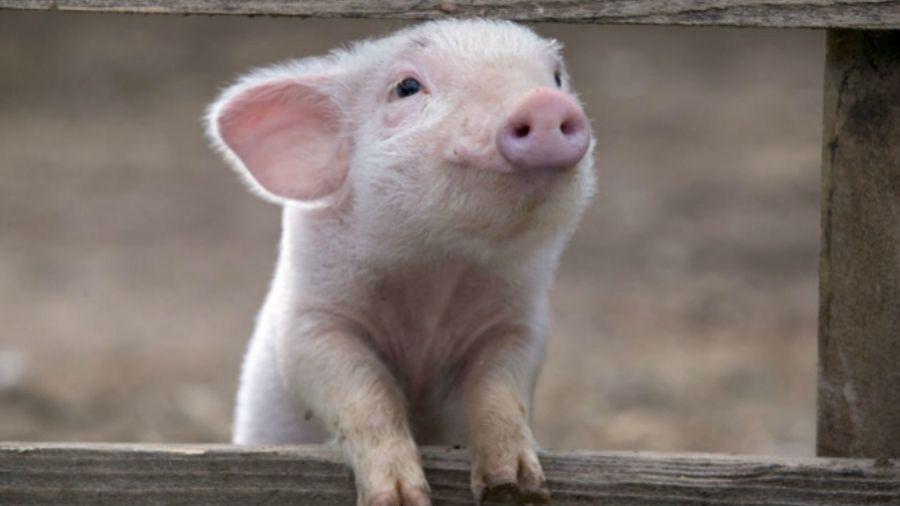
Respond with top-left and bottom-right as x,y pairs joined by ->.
0,11 -> 823,455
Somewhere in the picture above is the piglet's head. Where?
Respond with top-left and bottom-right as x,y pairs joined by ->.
207,20 -> 595,253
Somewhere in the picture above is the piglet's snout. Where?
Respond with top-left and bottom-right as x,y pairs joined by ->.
496,88 -> 590,172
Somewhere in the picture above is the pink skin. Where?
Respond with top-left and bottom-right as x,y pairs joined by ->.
310,260 -> 519,444
210,20 -> 596,506
442,87 -> 589,178
383,49 -> 587,178
496,88 -> 590,173
370,53 -> 590,247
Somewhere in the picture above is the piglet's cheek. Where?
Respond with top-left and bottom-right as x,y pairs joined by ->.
445,117 -> 507,172
381,108 -> 406,130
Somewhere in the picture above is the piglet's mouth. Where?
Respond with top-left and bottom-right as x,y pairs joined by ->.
448,143 -> 516,174
448,141 -> 587,176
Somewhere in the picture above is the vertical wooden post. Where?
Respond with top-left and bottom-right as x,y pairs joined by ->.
818,29 -> 900,458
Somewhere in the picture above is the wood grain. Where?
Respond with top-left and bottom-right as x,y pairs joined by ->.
0,0 -> 899,28
1,443 -> 899,504
817,29 -> 900,459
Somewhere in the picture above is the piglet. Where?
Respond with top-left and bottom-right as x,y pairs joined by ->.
206,19 -> 595,506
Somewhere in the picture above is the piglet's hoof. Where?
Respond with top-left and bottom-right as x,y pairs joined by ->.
363,482 -> 431,506
474,464 -> 551,505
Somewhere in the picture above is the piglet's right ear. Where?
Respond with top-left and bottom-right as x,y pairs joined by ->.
207,76 -> 349,204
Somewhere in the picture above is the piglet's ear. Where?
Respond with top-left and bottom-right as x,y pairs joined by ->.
209,78 -> 349,203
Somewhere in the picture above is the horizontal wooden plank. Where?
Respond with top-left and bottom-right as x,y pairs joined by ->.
0,0 -> 899,29
1,443 -> 899,504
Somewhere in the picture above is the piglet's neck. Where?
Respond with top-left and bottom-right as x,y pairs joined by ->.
278,205 -> 533,312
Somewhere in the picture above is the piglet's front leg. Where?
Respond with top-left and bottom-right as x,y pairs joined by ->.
462,336 -> 550,505
276,318 -> 430,506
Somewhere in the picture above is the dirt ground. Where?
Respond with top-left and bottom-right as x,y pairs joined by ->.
0,12 -> 823,456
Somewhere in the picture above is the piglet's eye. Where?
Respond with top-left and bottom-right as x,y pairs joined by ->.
554,71 -> 562,88
395,78 -> 423,98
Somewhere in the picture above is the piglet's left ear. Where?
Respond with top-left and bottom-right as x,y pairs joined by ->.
208,77 -> 349,204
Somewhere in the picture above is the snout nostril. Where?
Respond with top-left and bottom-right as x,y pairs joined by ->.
497,89 -> 590,172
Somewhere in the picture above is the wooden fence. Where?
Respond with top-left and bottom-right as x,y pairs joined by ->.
1,1 -> 899,504
3,443 -> 900,504
1,0 -> 899,28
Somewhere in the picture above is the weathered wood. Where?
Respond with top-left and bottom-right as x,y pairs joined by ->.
1,443 -> 899,505
818,30 -> 900,459
1,0 -> 900,28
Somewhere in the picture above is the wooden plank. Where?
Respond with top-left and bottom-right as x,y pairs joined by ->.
818,29 -> 900,459
0,0 -> 899,29
1,443 -> 899,505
